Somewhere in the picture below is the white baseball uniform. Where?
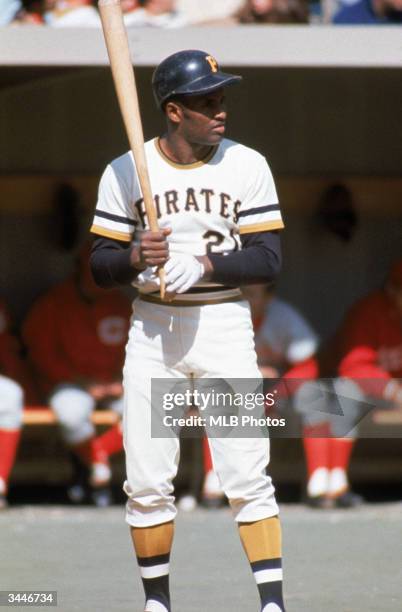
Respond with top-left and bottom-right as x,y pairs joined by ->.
257,297 -> 319,369
91,137 -> 284,527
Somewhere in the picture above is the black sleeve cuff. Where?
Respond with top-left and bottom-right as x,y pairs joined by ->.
90,236 -> 140,288
209,231 -> 281,286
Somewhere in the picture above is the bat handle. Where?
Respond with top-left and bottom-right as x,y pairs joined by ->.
147,216 -> 167,300
158,267 -> 166,300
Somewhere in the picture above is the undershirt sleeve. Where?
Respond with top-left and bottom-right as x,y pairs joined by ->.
90,236 -> 140,288
91,232 -> 281,289
208,230 -> 282,286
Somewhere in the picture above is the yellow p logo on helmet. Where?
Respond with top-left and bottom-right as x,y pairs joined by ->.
205,55 -> 218,73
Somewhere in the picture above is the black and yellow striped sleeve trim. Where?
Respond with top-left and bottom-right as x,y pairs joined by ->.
90,225 -> 132,242
94,209 -> 137,226
239,220 -> 285,234
237,204 -> 280,219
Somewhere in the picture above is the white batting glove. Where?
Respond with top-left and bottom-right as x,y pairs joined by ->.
132,267 -> 160,294
165,254 -> 205,294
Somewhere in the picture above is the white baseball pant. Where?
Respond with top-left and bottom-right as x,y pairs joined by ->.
123,298 -> 279,527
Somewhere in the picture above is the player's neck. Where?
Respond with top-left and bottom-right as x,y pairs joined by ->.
159,134 -> 215,165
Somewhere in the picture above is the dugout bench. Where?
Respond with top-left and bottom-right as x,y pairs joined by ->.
14,407 -> 203,491
11,406 -> 402,491
13,407 -> 123,486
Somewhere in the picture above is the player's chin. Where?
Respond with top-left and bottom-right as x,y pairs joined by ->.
206,130 -> 225,145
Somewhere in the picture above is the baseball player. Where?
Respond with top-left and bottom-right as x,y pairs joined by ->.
23,245 -> 131,506
245,285 -> 363,508
275,259 -> 402,508
201,284 -> 319,508
90,50 -> 285,611
0,299 -> 33,509
337,259 -> 402,409
299,258 -> 402,506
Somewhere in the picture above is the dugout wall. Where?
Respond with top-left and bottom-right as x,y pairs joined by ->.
1,26 -> 402,338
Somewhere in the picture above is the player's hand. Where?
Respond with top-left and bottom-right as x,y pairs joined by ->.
259,366 -> 280,379
102,381 -> 123,397
87,381 -> 123,400
165,254 -> 205,294
130,228 -> 171,270
132,266 -> 161,293
87,383 -> 109,400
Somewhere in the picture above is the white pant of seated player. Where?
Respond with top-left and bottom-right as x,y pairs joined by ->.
50,385 -> 124,444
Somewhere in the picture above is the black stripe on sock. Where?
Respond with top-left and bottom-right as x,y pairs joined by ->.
251,557 -> 282,572
137,553 -> 170,567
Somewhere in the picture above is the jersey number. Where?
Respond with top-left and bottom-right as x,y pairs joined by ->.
203,230 -> 239,254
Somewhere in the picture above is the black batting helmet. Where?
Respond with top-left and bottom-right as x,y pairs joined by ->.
152,49 -> 242,109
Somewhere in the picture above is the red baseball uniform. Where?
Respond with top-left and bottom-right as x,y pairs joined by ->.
0,300 -> 23,380
23,280 -> 132,396
0,299 -> 38,400
337,290 -> 402,397
0,300 -> 32,495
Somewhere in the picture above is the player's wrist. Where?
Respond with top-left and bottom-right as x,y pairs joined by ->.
196,255 -> 213,281
129,246 -> 147,271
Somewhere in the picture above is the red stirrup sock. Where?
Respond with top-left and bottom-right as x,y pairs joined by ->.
91,424 -> 123,464
302,423 -> 331,497
0,429 -> 21,490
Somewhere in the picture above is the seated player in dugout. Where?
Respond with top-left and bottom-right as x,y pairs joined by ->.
245,285 -> 364,509
292,258 -> 402,508
201,283 -> 318,509
22,243 -> 132,507
90,50 -> 286,611
289,259 -> 402,509
336,259 -> 402,414
0,298 -> 38,510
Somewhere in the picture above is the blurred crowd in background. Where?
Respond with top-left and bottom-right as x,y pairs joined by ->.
1,0 -> 402,27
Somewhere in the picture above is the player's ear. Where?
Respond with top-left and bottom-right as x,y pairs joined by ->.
165,100 -> 183,125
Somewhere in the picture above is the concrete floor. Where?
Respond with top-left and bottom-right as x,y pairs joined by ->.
1,502 -> 401,612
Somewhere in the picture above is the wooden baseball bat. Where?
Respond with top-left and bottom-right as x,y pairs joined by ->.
98,0 -> 165,298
